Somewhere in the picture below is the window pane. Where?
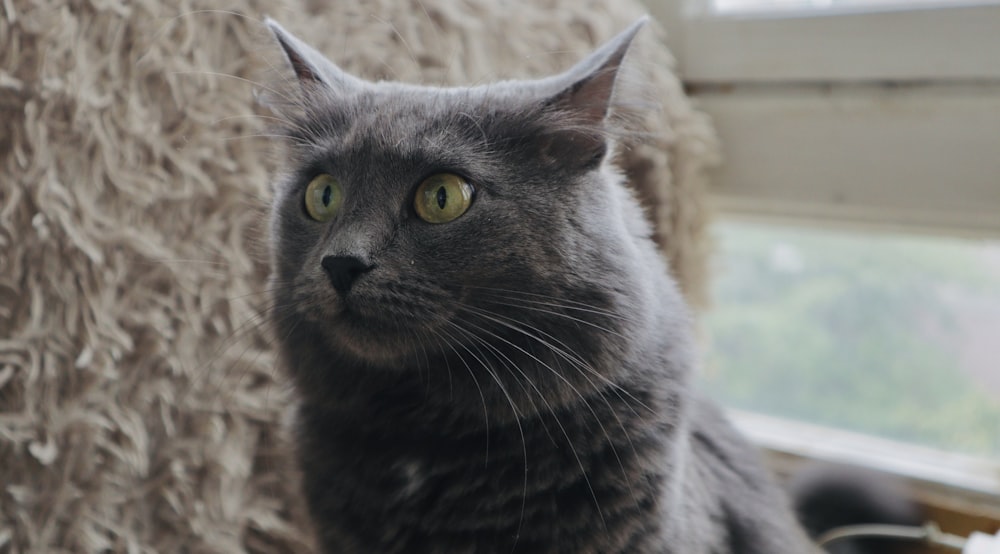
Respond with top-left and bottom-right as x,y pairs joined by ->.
714,0 -> 1000,13
702,221 -> 1000,458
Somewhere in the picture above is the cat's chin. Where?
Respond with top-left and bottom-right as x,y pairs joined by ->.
324,311 -> 432,368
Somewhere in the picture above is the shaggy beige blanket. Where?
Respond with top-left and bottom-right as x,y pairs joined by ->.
0,0 -> 718,551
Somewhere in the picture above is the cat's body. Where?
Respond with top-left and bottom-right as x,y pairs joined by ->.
264,18 -> 819,553
291,372 -> 810,553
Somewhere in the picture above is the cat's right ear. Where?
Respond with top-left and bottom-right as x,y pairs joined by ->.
264,18 -> 364,96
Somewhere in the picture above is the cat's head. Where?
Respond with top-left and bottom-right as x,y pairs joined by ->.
265,18 -> 667,379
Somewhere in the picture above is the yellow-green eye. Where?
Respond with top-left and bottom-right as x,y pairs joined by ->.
414,173 -> 474,224
304,174 -> 343,222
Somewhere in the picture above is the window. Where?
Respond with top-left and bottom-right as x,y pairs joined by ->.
644,0 -> 1000,518
703,221 -> 1000,458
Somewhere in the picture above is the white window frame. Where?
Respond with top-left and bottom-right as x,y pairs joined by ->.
732,411 -> 1000,518
645,0 -> 1000,238
647,1 -> 1000,83
644,0 -> 1000,515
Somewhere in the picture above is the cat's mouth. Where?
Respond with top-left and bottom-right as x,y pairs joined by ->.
318,293 -> 447,366
293,274 -> 456,366
326,310 -> 426,366
334,302 -> 401,332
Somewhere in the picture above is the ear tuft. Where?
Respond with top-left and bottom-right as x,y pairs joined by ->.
534,18 -> 649,171
265,18 -> 324,87
264,18 -> 364,96
548,17 -> 648,126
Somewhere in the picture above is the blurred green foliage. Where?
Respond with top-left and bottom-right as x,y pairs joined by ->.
701,222 -> 1000,457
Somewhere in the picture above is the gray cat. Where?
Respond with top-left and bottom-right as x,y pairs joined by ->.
263,17 -> 821,554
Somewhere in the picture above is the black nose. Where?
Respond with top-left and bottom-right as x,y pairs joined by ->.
321,255 -> 372,295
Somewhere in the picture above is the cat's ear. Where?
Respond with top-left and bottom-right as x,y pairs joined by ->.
534,17 -> 648,170
544,17 -> 647,125
264,18 -> 364,96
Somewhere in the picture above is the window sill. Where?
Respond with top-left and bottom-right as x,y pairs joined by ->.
730,410 -> 1000,541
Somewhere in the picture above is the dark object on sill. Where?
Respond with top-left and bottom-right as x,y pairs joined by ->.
790,463 -> 924,554
818,522 -> 968,552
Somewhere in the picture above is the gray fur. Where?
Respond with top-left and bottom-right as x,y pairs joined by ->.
264,18 -> 819,554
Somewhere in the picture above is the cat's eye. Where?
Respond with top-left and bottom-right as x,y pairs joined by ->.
304,174 -> 344,222
414,173 -> 474,224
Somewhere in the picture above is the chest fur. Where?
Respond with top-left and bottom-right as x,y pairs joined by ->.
296,404 -> 672,554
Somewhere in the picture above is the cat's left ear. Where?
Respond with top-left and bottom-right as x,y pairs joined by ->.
534,17 -> 648,169
265,18 -> 365,97
544,17 -> 647,125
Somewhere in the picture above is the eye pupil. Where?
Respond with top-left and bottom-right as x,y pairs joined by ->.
304,174 -> 342,222
414,173 -> 472,224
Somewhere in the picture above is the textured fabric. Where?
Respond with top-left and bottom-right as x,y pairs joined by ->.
0,0 -> 718,551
